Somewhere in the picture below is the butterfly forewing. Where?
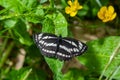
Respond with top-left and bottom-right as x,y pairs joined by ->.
33,33 -> 58,57
33,33 -> 87,61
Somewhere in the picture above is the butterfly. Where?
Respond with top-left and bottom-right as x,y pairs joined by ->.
33,33 -> 87,61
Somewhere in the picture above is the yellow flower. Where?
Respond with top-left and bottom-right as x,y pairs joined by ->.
65,0 -> 83,17
97,5 -> 117,22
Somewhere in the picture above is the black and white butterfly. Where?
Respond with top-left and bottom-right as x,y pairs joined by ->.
33,33 -> 87,61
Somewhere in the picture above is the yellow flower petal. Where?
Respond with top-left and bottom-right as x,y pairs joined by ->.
97,11 -> 104,20
108,6 -> 114,14
110,12 -> 117,20
78,5 -> 83,9
65,6 -> 71,14
68,0 -> 72,6
74,0 -> 78,4
70,11 -> 77,17
100,6 -> 107,14
103,19 -> 109,22
65,0 -> 83,17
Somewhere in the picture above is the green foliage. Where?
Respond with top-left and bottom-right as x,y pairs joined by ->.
79,36 -> 120,79
45,57 -> 64,80
7,67 -> 32,80
0,0 -> 120,80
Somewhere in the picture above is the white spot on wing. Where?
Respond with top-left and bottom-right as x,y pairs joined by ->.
46,43 -> 57,47
57,52 -> 71,57
71,41 -> 77,47
39,40 -> 44,44
42,36 -> 56,39
59,45 -> 71,53
42,48 -> 55,54
63,39 -> 71,44
63,39 -> 77,47
79,42 -> 83,50
38,33 -> 43,40
69,48 -> 79,52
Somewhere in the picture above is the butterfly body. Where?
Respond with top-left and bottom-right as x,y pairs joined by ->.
33,33 -> 87,61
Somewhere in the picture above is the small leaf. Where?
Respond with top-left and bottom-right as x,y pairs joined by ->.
0,0 -> 24,13
7,67 -> 32,80
20,0 -> 37,9
26,6 -> 44,23
4,19 -> 17,28
78,4 -> 89,17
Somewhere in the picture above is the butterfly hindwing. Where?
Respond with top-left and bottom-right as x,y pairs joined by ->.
62,38 -> 87,56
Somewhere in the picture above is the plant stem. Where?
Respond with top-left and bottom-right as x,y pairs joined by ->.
21,68 -> 32,80
0,38 -> 8,57
0,42 -> 14,69
49,0 -> 54,9
95,0 -> 102,7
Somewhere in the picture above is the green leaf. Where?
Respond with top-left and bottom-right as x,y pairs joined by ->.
26,8 -> 44,23
7,67 -> 32,80
53,12 -> 68,37
78,4 -> 89,17
42,17 -> 55,34
45,57 -> 64,80
0,0 -> 37,13
42,11 -> 68,36
20,0 -> 37,9
26,69 -> 47,80
4,19 -> 17,28
0,0 -> 24,13
79,36 -> 120,79
63,69 -> 84,80
13,19 -> 32,46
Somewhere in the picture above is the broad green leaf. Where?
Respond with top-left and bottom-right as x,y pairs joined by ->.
42,17 -> 54,34
53,12 -> 68,37
13,19 -> 32,46
7,67 -> 32,80
45,57 -> 64,80
79,36 -> 120,79
42,11 -> 68,36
